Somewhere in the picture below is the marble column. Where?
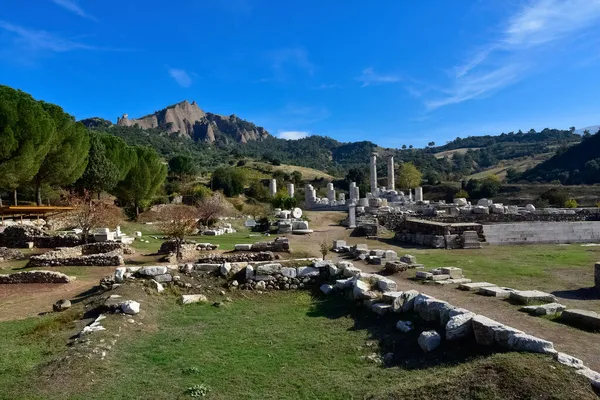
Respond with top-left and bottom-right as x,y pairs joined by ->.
415,186 -> 423,202
387,156 -> 395,191
349,205 -> 356,228
287,183 -> 294,198
327,182 -> 336,203
369,152 -> 378,195
269,179 -> 277,197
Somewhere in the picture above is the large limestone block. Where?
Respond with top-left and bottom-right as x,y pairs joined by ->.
281,267 -> 297,278
153,273 -> 173,283
440,267 -> 463,279
418,330 -> 441,352
459,282 -> 497,291
372,303 -> 392,316
561,309 -> 600,330
353,279 -> 380,300
507,333 -> 556,354
446,312 -> 475,340
412,293 -> 434,313
138,266 -> 168,276
381,291 -> 403,303
391,290 -> 419,312
416,298 -> 451,322
121,300 -> 140,315
376,276 -> 397,292
255,263 -> 282,275
396,320 -> 413,333
343,266 -> 362,278
554,352 -> 585,369
245,265 -> 254,281
297,266 -> 320,277
181,294 -> 208,305
509,290 -> 556,305
471,315 -> 504,346
478,286 -> 514,298
521,302 -> 566,316
235,244 -> 252,251
335,278 -> 353,290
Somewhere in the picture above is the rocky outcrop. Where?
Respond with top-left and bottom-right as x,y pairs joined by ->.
116,101 -> 269,144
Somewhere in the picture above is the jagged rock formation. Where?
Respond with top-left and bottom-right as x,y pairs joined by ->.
116,100 -> 269,144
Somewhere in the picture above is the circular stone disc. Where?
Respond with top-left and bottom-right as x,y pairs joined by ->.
292,207 -> 303,218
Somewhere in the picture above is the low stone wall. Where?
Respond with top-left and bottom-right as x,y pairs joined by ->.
196,251 -> 276,264
0,247 -> 25,261
0,270 -> 71,284
234,237 -> 290,252
0,225 -> 83,248
26,242 -> 131,267
483,221 -> 600,245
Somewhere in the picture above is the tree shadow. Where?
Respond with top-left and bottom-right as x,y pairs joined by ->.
551,287 -> 599,301
306,293 -> 500,371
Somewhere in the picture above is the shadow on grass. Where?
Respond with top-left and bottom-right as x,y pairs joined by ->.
377,237 -> 431,250
306,292 -> 498,371
552,287 -> 599,301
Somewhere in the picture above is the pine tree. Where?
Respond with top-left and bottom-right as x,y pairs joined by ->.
32,102 -> 91,205
98,133 -> 137,182
0,85 -> 55,204
114,146 -> 167,216
76,132 -> 120,198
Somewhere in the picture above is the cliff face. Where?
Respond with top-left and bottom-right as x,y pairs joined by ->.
116,100 -> 269,144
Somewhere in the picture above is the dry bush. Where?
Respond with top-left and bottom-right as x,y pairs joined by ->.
155,204 -> 198,259
66,191 -> 123,243
196,192 -> 237,227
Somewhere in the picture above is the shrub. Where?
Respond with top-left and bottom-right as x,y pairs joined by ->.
539,188 -> 569,207
455,189 -> 469,199
564,199 -> 578,208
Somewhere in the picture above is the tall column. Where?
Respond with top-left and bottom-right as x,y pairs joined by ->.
269,179 -> 277,197
348,205 -> 356,228
415,186 -> 423,202
287,183 -> 295,197
327,182 -> 335,203
387,156 -> 395,191
370,152 -> 378,195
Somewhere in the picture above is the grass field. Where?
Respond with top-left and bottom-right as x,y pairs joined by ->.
0,290 -> 595,400
247,161 -> 335,181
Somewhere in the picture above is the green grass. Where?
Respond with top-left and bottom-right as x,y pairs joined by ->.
1,291 -> 595,399
408,244 -> 600,290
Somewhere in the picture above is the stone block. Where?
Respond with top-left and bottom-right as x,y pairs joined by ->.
509,290 -> 556,305
554,352 -> 585,369
332,240 -> 346,250
396,320 -> 413,333
376,276 -> 397,292
507,333 -> 556,355
181,294 -> 208,305
418,330 -> 441,352
381,291 -> 403,303
297,266 -> 320,277
446,312 -> 475,340
415,271 -> 432,280
372,303 -> 392,316
234,244 -> 253,251
478,286 -> 515,298
255,263 -> 282,275
400,254 -> 416,264
153,273 -> 172,283
353,279 -> 379,300
471,315 -> 504,346
281,267 -> 297,278
428,274 -> 450,281
561,309 -> 600,330
334,278 -> 353,290
521,303 -> 566,316
320,284 -> 333,295
416,298 -> 451,322
440,267 -> 463,279
138,266 -> 168,276
343,266 -> 362,278
458,282 -> 497,291
392,289 -> 419,313
193,264 -> 220,273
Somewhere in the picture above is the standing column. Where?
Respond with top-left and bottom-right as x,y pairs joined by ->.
348,205 -> 356,228
387,156 -> 395,191
269,179 -> 277,197
370,152 -> 378,195
327,182 -> 336,203
287,183 -> 295,197
415,186 -> 423,202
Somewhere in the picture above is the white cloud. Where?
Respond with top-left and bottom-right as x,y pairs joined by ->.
278,131 -> 310,140
52,0 -> 97,21
168,68 -> 192,88
426,0 -> 600,110
0,20 -> 100,52
356,67 -> 400,87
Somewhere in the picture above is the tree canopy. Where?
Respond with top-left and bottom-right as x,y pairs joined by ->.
397,162 -> 422,189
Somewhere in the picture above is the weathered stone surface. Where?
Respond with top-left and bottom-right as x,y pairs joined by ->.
554,352 -> 585,369
281,267 -> 297,278
400,254 -> 416,264
521,302 -> 566,316
429,274 -> 450,281
335,278 -> 353,290
472,315 -> 504,346
193,263 -> 220,273
396,320 -> 413,333
458,282 -> 497,291
376,276 -> 397,292
138,266 -> 168,276
561,309 -> 600,330
391,290 -> 419,313
384,261 -> 409,273
353,279 -> 379,300
507,333 -> 556,354
114,267 -> 126,283
343,266 -> 362,277
372,303 -> 392,316
332,240 -> 346,249
121,300 -> 140,315
256,263 -> 282,275
153,273 -> 173,283
297,266 -> 320,277
509,290 -> 556,305
235,244 -> 253,251
446,312 -> 475,340
320,284 -> 333,295
412,293 -> 434,313
416,298 -> 451,322
381,291 -> 403,303
418,330 -> 441,352
478,286 -> 514,298
440,267 -> 463,279
220,263 -> 232,276
149,279 -> 164,293
181,294 -> 208,305
415,271 -> 432,280
53,299 -> 71,312
245,265 -> 254,281
0,247 -> 25,261
255,281 -> 266,290
197,251 -> 275,264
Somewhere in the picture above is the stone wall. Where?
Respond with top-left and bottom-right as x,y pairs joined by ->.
0,225 -> 84,248
26,242 -> 131,267
0,270 -> 71,284
483,221 -> 600,245
196,251 -> 276,264
0,247 -> 25,261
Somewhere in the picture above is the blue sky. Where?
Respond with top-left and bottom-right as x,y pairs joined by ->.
1,0 -> 600,148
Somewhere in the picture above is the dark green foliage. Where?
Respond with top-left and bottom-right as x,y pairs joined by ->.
77,133 -> 120,196
520,129 -> 600,184
114,146 -> 167,215
169,155 -> 197,178
211,167 -> 246,196
290,170 -> 303,184
245,180 -> 270,201
33,102 -> 90,205
465,176 -> 501,199
98,133 -> 138,181
0,85 -> 56,198
539,188 -> 570,207
272,193 -> 297,209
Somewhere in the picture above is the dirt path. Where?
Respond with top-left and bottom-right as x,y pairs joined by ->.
0,267 -> 113,322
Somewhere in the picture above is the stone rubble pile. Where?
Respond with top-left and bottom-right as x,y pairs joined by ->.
234,237 -> 290,252
0,246 -> 25,261
0,270 -> 72,284
202,223 -> 236,236
0,225 -> 83,249
196,251 -> 276,264
26,242 -> 133,268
